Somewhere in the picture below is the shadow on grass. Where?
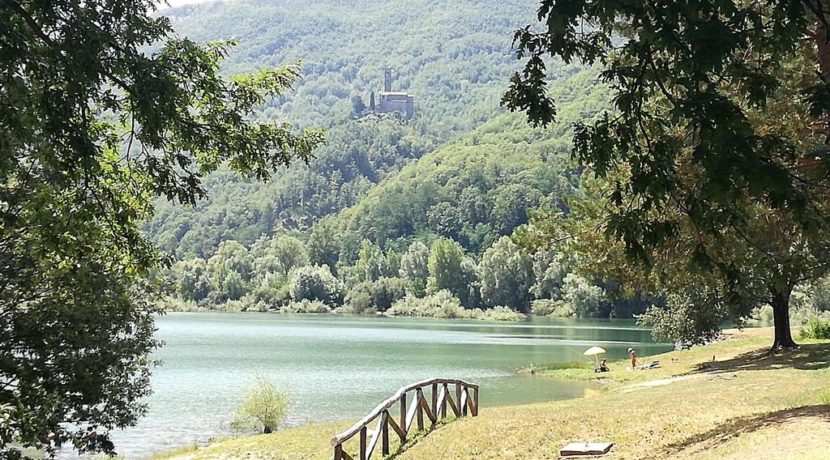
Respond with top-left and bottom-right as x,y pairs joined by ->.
686,343 -> 830,375
384,422 -> 446,460
663,405 -> 830,455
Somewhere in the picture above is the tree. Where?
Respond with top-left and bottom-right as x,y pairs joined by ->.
530,249 -> 566,301
0,0 -> 320,456
561,274 -> 608,318
640,288 -> 729,346
399,241 -> 430,296
351,95 -> 367,117
206,242 -> 253,301
812,275 -> 830,312
307,221 -> 341,272
354,240 -> 389,282
210,241 -> 253,280
255,236 -> 310,277
479,237 -> 534,311
427,238 -> 471,304
460,256 -> 482,308
172,258 -> 211,301
289,265 -> 342,305
506,1 -> 830,350
345,277 -> 409,312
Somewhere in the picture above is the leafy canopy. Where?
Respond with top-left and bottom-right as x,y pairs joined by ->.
506,0 -> 830,348
0,0 -> 320,456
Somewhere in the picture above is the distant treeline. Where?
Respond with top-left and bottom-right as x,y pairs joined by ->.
163,233 -> 655,320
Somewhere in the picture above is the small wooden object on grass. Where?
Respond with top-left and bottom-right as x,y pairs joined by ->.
560,442 -> 614,457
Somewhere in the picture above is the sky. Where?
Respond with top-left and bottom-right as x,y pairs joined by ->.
159,0 -> 226,9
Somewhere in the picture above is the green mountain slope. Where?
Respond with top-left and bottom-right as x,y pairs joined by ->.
166,0 -> 539,130
330,68 -> 609,255
159,66 -> 621,316
146,0 -> 570,258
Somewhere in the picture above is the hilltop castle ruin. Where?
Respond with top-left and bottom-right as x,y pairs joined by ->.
370,68 -> 414,118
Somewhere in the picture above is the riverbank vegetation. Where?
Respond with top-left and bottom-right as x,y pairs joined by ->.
155,328 -> 830,459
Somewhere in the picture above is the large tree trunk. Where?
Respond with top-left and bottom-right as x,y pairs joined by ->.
770,289 -> 799,351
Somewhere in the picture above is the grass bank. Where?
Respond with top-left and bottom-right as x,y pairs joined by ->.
157,328 -> 830,459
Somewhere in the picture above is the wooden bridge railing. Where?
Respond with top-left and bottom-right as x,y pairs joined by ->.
331,378 -> 479,460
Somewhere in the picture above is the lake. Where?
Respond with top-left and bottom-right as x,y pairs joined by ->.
64,313 -> 671,458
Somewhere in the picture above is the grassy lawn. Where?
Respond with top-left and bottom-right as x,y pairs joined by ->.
158,328 -> 830,459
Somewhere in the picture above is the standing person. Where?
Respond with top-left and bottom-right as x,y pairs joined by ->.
628,347 -> 637,369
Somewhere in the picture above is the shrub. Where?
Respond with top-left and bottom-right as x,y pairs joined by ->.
158,297 -> 200,312
531,299 -> 574,317
386,290 -> 469,318
289,265 -> 342,305
232,377 -> 290,434
332,304 -> 375,315
483,306 -> 527,321
222,299 -> 247,312
385,292 -> 525,321
280,299 -> 331,314
799,317 -> 830,340
345,277 -> 409,312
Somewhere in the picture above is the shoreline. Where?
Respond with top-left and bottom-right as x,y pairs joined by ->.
152,326 -> 830,459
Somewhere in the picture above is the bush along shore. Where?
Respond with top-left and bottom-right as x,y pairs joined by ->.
161,290 -> 526,321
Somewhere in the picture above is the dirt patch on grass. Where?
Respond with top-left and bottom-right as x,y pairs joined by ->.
624,375 -> 694,391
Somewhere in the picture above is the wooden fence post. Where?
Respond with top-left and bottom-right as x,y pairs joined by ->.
456,383 -> 462,415
431,382 -> 438,425
381,411 -> 390,455
400,392 -> 407,443
359,426 -> 367,460
441,383 -> 448,418
416,388 -> 424,431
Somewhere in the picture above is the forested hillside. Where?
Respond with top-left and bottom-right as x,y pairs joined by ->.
332,69 -> 608,255
148,0 -> 657,319
147,0 -> 552,257
165,0 -> 536,130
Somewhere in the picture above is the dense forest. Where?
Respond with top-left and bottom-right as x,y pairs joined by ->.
149,0 -> 830,323
147,0 -> 641,319
147,0 -> 550,257
157,62 -> 648,319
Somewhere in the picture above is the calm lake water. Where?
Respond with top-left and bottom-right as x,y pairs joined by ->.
62,313 -> 671,458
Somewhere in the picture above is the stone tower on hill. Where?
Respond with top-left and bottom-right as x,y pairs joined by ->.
377,68 -> 414,118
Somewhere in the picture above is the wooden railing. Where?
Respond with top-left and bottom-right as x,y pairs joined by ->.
331,378 -> 479,460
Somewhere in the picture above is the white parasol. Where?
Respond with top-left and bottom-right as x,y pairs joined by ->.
583,346 -> 607,365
